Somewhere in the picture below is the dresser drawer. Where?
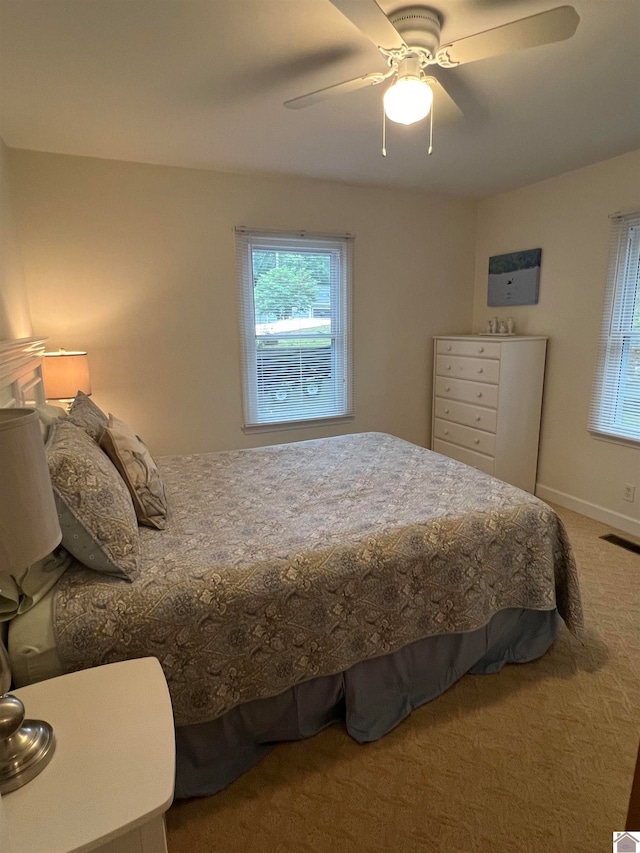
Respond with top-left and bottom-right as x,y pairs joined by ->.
432,439 -> 495,476
434,376 -> 499,408
436,355 -> 500,384
434,398 -> 498,433
434,418 -> 496,456
436,339 -> 501,359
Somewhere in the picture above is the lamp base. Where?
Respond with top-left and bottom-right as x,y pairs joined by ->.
0,693 -> 56,794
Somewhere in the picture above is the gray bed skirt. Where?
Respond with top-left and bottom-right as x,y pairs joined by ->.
175,607 -> 560,798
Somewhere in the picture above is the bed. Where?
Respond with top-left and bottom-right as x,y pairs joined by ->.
1,338 -> 584,799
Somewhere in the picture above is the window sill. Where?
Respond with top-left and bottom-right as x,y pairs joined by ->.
589,429 -> 640,450
243,414 -> 354,434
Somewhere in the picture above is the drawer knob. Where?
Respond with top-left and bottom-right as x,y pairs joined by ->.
447,345 -> 452,351
444,429 -> 449,435
475,416 -> 481,422
446,365 -> 451,371
474,439 -> 480,445
445,386 -> 451,392
478,347 -> 484,353
478,368 -> 483,374
444,408 -> 450,414
477,392 -> 483,398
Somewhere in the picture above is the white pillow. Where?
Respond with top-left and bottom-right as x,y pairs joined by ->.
0,551 -> 71,622
34,402 -> 68,439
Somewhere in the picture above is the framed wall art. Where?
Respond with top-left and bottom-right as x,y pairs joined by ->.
487,248 -> 542,307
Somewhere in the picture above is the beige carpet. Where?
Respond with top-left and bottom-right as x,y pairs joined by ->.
166,506 -> 640,853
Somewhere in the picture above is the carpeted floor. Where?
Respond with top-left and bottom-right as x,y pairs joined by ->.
166,505 -> 640,853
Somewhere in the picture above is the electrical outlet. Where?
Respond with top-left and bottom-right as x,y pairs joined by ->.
623,484 -> 636,503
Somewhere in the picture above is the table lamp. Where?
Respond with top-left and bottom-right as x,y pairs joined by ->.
0,409 -> 61,794
42,350 -> 91,408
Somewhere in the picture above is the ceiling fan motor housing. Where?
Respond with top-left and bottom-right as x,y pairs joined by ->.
388,6 -> 442,56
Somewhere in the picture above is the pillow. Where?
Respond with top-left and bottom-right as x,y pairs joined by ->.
0,549 -> 71,622
34,402 -> 67,440
100,414 -> 168,530
46,420 -> 139,580
67,390 -> 108,442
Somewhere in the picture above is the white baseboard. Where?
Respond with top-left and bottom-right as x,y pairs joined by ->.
535,484 -> 640,539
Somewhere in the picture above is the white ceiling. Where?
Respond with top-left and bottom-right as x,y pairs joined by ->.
1,0 -> 639,197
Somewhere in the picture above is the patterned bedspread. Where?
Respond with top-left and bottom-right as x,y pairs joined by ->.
52,432 -> 583,726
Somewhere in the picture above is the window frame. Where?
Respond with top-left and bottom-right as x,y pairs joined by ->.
589,210 -> 640,447
236,228 -> 354,432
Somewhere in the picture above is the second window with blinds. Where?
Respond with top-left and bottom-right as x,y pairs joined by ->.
236,228 -> 354,429
589,210 -> 640,446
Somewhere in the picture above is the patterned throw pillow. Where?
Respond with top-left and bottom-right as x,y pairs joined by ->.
100,415 -> 168,530
46,420 -> 139,580
67,391 -> 108,442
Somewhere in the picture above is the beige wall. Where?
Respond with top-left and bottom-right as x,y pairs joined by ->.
8,149 -> 476,454
0,138 -> 31,339
472,149 -> 640,536
5,146 -> 639,534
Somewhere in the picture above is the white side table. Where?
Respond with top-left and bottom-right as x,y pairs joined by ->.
0,657 -> 175,853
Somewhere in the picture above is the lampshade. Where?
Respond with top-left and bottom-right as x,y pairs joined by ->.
42,351 -> 91,400
0,409 -> 59,795
384,75 -> 433,125
0,409 -> 61,577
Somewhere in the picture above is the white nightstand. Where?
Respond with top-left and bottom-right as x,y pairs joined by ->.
0,657 -> 175,853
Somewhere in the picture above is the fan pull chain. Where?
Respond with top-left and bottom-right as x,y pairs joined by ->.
428,96 -> 434,155
382,106 -> 387,157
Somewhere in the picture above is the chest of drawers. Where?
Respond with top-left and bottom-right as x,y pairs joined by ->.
431,335 -> 547,492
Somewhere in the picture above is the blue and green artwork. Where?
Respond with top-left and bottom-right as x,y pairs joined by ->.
487,248 -> 541,306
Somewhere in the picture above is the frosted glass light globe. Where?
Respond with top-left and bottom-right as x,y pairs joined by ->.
383,77 -> 433,125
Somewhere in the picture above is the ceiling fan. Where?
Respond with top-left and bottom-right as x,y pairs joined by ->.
284,1 -> 580,154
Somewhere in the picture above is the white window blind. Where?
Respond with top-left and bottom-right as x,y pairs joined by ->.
236,228 -> 353,429
589,210 -> 640,445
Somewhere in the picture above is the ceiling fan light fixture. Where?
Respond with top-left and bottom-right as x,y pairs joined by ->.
383,75 -> 433,125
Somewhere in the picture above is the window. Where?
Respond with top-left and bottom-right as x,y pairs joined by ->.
236,228 -> 353,429
589,210 -> 640,445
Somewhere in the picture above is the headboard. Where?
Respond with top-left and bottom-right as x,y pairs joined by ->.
0,337 -> 47,408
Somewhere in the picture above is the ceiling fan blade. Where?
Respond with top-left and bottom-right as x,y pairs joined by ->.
329,0 -> 406,50
284,72 -> 387,110
424,76 -> 464,126
437,6 -> 579,67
